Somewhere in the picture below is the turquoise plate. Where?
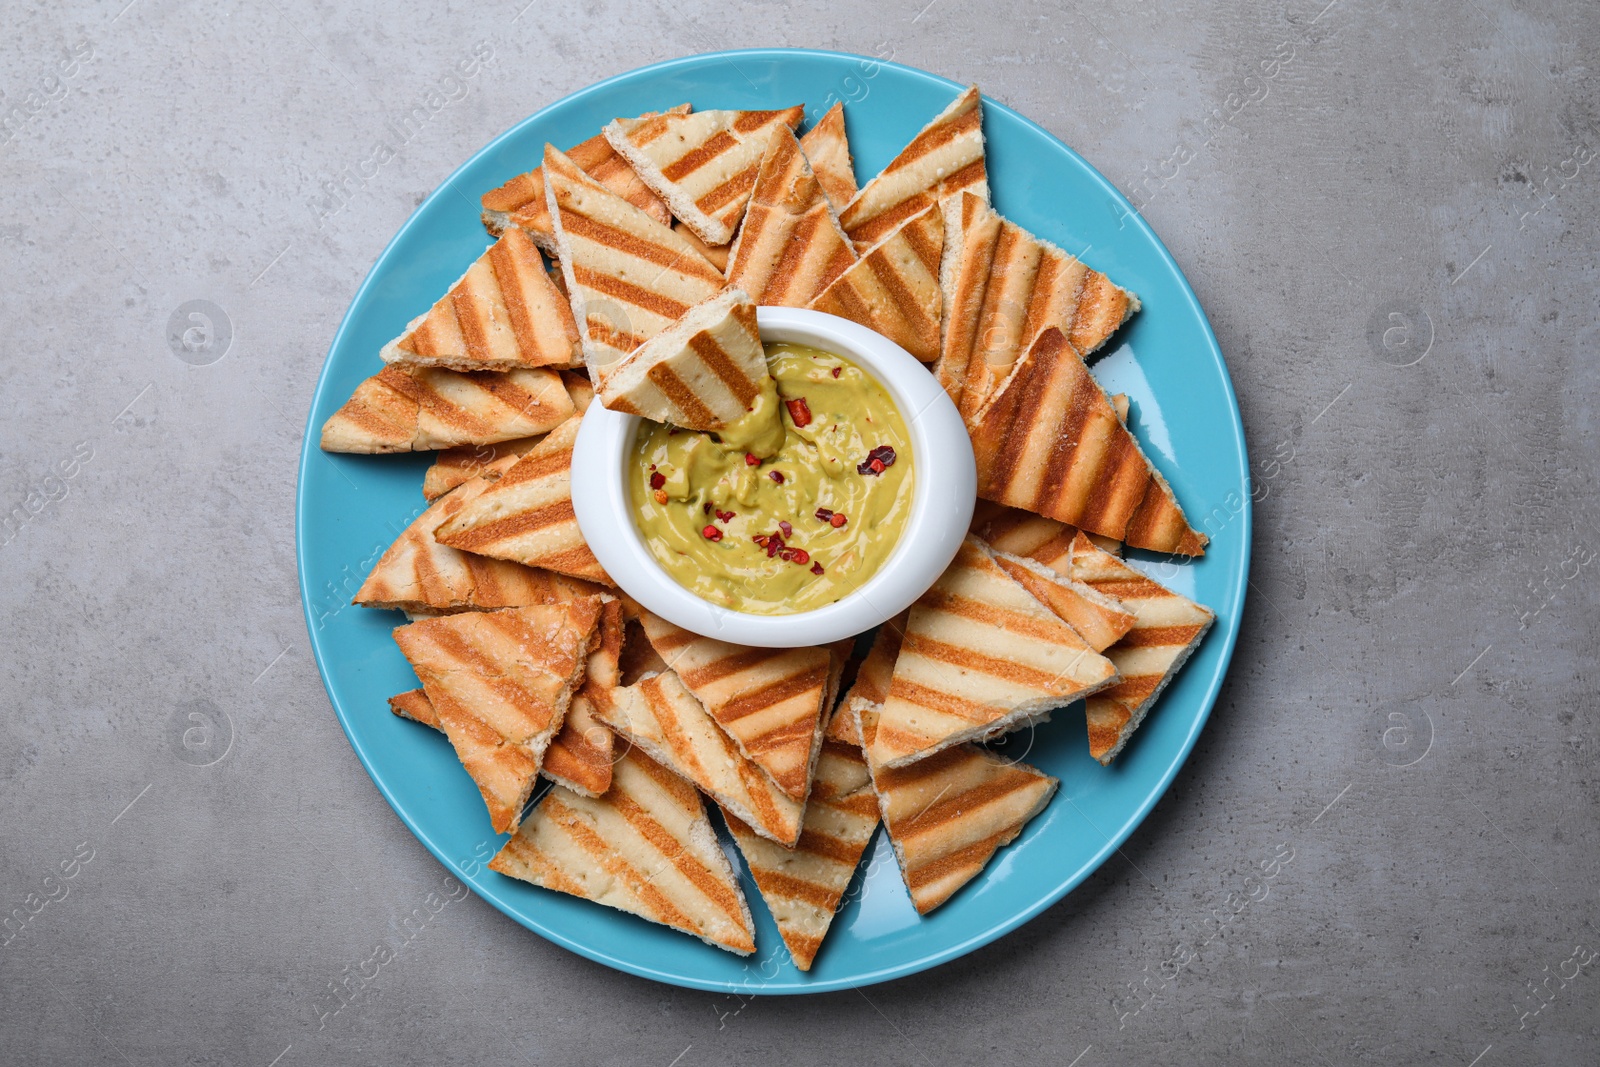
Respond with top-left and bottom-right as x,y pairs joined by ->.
296,48 -> 1250,993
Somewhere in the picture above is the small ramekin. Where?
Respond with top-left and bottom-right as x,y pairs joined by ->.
572,307 -> 975,647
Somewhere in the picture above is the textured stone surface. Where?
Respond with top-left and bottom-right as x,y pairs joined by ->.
2,1 -> 1597,1064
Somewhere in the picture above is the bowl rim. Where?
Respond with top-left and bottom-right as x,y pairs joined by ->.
571,306 -> 975,647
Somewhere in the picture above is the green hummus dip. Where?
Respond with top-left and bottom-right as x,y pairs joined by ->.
629,342 -> 914,615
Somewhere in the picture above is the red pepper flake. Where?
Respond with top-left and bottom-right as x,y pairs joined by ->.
701,525 -> 722,541
648,464 -> 657,471
814,507 -> 834,523
703,502 -> 713,514
715,509 -> 735,523
830,512 -> 847,528
649,471 -> 666,490
788,548 -> 810,565
653,489 -> 668,505
857,444 -> 897,476
810,561 -> 824,575
831,366 -> 842,378
768,470 -> 785,484
744,452 -> 760,466
778,521 -> 793,538
785,397 -> 812,427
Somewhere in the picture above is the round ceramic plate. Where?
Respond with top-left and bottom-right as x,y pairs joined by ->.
297,48 -> 1250,994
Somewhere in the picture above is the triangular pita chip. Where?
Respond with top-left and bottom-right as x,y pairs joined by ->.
856,700 -> 1057,914
807,205 -> 943,360
969,327 -> 1207,556
356,463 -> 608,614
422,435 -> 545,501
543,144 -> 725,381
971,499 -> 1122,564
595,289 -> 776,430
319,365 -> 575,454
562,368 -> 595,413
837,86 -> 986,251
393,599 -> 603,832
433,415 -> 612,586
388,600 -> 623,797
1067,532 -> 1214,764
604,107 -> 807,245
380,227 -> 580,373
480,105 -> 687,252
866,537 -> 1118,770
639,612 -> 830,802
991,550 -> 1136,653
594,671 -> 805,847
724,126 -> 857,308
799,101 -> 858,210
490,749 -> 756,955
723,736 -> 879,971
935,192 -> 1138,420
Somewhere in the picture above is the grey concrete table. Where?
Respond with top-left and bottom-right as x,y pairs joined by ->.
3,1 -> 1596,1063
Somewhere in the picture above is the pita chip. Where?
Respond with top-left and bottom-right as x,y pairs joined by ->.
422,435 -> 545,501
856,700 -> 1057,915
595,289 -> 776,431
990,550 -> 1136,653
490,749 -> 757,955
356,465 -> 607,614
834,611 -> 909,746
724,126 -> 857,308
723,735 -> 879,970
1067,532 -> 1214,764
605,106 -> 807,245
799,101 -> 858,210
969,327 -> 1208,556
838,85 -> 986,251
393,598 -> 603,832
935,192 -> 1139,420
866,537 -> 1118,770
380,228 -> 581,373
319,365 -> 575,454
595,671 -> 805,847
543,144 -> 726,382
674,220 -> 730,273
638,611 -> 830,802
480,105 -> 686,253
807,205 -> 943,361
433,414 -> 612,586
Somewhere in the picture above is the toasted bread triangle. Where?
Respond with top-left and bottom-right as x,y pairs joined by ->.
807,205 -> 944,361
836,612 -> 909,743
856,700 -> 1057,915
422,435 -> 545,501
867,537 -> 1119,769
723,737 -> 879,970
1066,533 -> 1214,764
433,415 -> 612,586
969,327 -> 1207,556
388,601 -> 623,797
799,101 -> 858,210
605,107 -> 807,245
381,227 -> 581,373
594,671 -> 805,847
637,612 -> 830,802
838,86 -> 987,251
393,599 -> 603,832
319,365 -> 575,454
724,126 -> 858,308
935,192 -> 1139,420
991,550 -> 1137,653
542,145 -> 725,383
595,289 -> 776,430
481,105 -> 687,253
490,749 -> 757,955
355,462 -> 608,615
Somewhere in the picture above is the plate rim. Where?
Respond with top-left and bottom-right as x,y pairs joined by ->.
295,46 -> 1251,994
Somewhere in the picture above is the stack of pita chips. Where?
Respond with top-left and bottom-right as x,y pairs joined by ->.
392,598 -> 603,832
317,84 -> 1222,962
481,105 -> 686,250
604,107 -> 806,246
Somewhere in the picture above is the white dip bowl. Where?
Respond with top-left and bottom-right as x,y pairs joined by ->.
571,307 -> 975,648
